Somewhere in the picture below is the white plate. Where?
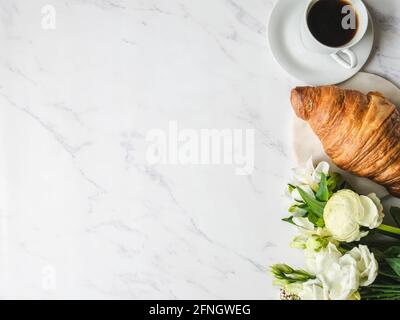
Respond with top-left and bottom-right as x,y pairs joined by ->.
292,72 -> 400,200
268,0 -> 374,85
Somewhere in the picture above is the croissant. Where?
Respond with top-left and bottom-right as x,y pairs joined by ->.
291,86 -> 400,197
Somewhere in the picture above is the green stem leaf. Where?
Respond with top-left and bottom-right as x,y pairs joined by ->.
297,187 -> 326,217
376,224 -> 400,240
316,173 -> 329,202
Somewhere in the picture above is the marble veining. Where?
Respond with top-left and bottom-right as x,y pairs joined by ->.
0,0 -> 399,299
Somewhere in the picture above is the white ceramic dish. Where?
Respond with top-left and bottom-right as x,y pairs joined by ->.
268,0 -> 374,85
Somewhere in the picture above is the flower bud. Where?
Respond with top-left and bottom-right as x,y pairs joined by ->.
306,235 -> 328,252
290,235 -> 307,250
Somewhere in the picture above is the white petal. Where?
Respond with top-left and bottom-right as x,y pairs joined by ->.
316,161 -> 330,175
349,245 -> 378,287
290,188 -> 302,202
368,193 -> 384,227
305,157 -> 315,176
292,207 -> 308,217
292,217 -> 315,231
292,169 -> 309,186
359,195 -> 380,229
305,243 -> 341,275
299,279 -> 328,300
354,230 -> 369,241
312,161 -> 330,183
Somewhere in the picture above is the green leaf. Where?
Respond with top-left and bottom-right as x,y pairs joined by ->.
316,173 -> 329,202
282,216 -> 296,226
297,187 -> 326,217
386,258 -> 400,277
390,207 -> 400,227
379,265 -> 400,281
327,172 -> 342,193
307,211 -> 325,227
327,173 -> 337,190
288,184 -> 296,193
385,246 -> 400,258
328,172 -> 354,193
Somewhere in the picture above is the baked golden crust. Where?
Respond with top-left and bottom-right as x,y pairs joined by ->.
291,86 -> 400,197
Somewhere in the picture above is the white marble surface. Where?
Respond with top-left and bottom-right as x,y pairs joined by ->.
0,0 -> 399,299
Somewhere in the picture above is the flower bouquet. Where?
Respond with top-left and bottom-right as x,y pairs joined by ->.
270,158 -> 400,300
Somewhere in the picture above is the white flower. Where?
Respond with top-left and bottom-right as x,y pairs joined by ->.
300,243 -> 378,300
323,189 -> 383,242
323,190 -> 364,242
298,278 -> 329,300
292,157 -> 330,191
306,235 -> 329,252
291,232 -> 332,252
305,242 -> 342,275
348,245 -> 378,286
293,216 -> 330,235
323,251 -> 359,300
291,217 -> 333,252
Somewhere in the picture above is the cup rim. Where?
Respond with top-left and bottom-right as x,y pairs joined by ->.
303,0 -> 369,50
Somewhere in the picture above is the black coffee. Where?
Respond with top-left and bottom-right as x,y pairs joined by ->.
307,0 -> 359,47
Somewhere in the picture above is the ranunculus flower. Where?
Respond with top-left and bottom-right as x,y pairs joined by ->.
323,189 -> 384,242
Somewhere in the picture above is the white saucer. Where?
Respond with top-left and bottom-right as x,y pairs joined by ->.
268,0 -> 374,85
292,72 -> 400,200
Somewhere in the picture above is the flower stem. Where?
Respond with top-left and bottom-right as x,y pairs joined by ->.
376,224 -> 400,239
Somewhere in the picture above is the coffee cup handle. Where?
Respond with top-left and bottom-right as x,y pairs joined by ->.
330,49 -> 358,69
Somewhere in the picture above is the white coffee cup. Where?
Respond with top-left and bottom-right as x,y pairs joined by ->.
300,0 -> 369,69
